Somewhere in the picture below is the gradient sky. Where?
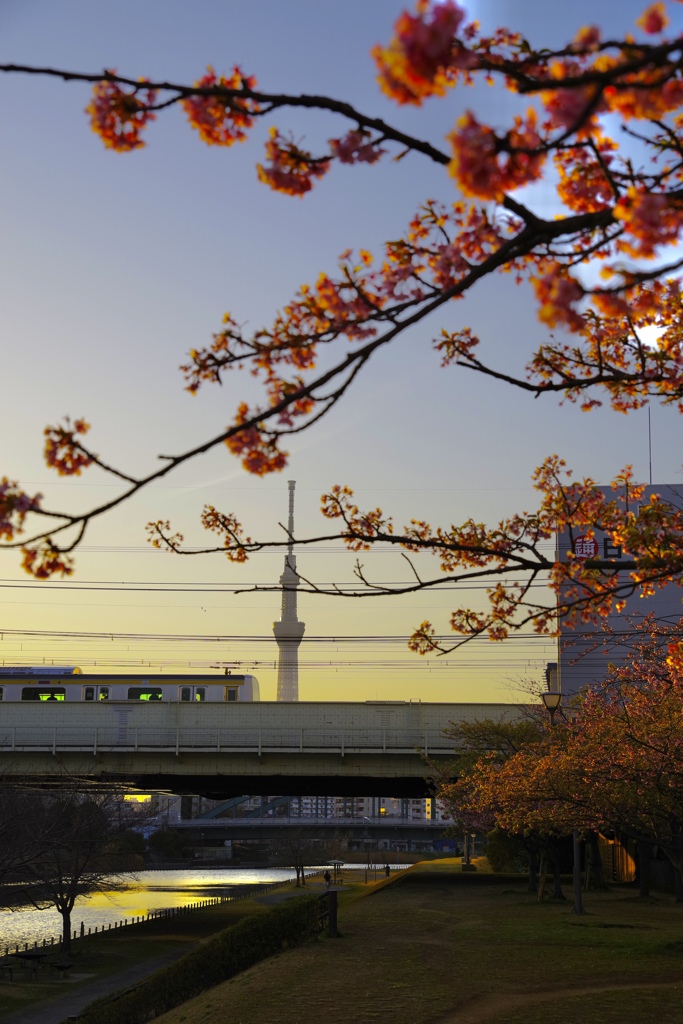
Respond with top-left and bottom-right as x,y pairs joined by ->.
1,0 -> 682,702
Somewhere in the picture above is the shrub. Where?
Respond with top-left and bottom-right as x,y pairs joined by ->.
484,829 -> 529,874
72,895 -> 321,1024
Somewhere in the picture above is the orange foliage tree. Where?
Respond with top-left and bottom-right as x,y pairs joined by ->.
3,2 -> 683,647
432,718 -> 548,889
459,629 -> 683,894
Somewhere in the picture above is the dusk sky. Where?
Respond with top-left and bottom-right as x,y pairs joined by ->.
1,0 -> 682,702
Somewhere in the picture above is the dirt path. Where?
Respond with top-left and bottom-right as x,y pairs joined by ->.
438,980 -> 683,1023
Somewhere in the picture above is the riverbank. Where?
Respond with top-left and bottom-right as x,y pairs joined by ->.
6,862 -> 683,1024
0,870 -> 371,1024
151,861 -> 683,1024
0,867 -> 310,950
0,886 -> 274,1022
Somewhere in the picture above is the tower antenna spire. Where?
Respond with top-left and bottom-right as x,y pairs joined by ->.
287,479 -> 296,559
273,480 -> 305,701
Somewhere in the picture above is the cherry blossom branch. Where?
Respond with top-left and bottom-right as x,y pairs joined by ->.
0,64 -> 452,167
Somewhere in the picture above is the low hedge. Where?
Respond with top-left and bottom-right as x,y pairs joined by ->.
72,895 -> 321,1024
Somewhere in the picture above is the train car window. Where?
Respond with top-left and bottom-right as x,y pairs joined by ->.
22,688 -> 66,701
195,688 -> 206,702
0,687 -> 3,701
127,688 -> 164,701
226,688 -> 237,702
84,687 -> 95,701
99,687 -> 110,700
180,687 -> 192,702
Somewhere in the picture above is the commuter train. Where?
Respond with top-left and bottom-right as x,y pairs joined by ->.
0,668 -> 260,703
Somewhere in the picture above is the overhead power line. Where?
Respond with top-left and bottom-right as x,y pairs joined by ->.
0,578 -> 552,594
0,627 -> 556,644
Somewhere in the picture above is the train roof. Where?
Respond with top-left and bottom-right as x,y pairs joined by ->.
0,672 -> 254,681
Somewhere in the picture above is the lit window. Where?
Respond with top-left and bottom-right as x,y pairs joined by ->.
22,688 -> 67,701
127,688 -> 164,701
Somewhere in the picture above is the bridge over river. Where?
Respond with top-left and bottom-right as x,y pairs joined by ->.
0,700 -> 524,798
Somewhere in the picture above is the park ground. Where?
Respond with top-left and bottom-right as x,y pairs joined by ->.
4,861 -> 683,1023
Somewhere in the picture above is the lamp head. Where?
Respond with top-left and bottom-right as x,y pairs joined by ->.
541,691 -> 562,712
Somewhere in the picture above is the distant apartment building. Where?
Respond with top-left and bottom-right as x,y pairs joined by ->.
552,483 -> 683,696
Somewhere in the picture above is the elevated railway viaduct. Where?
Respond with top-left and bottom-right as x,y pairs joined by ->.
0,700 -> 525,798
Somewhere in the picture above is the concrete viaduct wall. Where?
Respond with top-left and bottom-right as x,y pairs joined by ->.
0,700 -> 525,798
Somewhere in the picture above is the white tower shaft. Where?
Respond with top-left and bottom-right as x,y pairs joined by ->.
273,480 -> 305,701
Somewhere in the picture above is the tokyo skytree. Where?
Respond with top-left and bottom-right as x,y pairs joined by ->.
273,480 -> 305,701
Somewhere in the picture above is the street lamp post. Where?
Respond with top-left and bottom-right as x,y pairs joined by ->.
540,691 -> 584,915
462,831 -> 477,872
363,817 -> 373,883
541,689 -> 562,726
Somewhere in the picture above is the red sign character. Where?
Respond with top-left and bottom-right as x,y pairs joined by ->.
573,534 -> 599,560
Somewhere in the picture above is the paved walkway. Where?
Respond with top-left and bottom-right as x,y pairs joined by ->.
255,881 -> 348,906
1,946 -> 191,1024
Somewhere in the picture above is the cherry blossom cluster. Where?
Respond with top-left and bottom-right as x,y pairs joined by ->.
256,129 -> 331,196
182,67 -> 260,146
87,76 -> 157,151
0,478 -> 42,541
448,111 -> 545,200
372,0 -> 472,105
328,130 -> 386,165
21,544 -> 73,579
223,402 -> 289,475
44,419 -> 93,476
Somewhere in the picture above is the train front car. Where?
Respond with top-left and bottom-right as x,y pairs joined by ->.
0,670 -> 261,702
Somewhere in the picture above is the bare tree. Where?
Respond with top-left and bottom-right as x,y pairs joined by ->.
274,830 -> 344,887
0,782 -> 69,895
19,790 -> 139,954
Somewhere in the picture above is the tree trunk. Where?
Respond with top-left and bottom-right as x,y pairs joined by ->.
536,850 -> 547,902
551,842 -> 566,901
586,832 -> 608,890
527,848 -> 538,894
300,866 -> 306,886
59,907 -> 72,956
673,824 -> 683,903
675,867 -> 683,905
636,839 -> 651,898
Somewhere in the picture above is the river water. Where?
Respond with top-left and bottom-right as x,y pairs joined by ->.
0,864 -> 387,952
0,868 -> 309,952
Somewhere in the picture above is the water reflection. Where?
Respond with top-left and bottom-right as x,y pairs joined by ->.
0,868 -> 299,951
0,865 -> 377,951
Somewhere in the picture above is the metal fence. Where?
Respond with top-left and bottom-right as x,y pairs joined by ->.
0,725 -> 453,756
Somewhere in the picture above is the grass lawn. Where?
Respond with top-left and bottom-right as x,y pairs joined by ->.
147,862 -> 683,1024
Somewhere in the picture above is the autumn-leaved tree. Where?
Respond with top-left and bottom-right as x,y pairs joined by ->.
3,2 -> 683,648
456,628 -> 683,898
433,718 -> 557,893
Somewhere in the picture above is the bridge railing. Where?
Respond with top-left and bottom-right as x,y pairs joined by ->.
171,815 -> 448,828
0,725 -> 455,755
